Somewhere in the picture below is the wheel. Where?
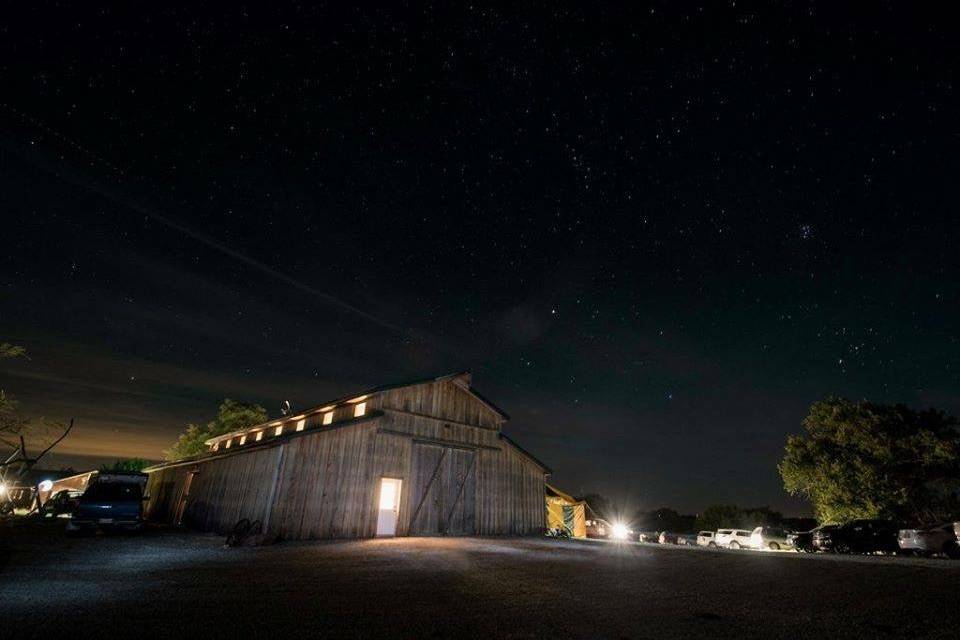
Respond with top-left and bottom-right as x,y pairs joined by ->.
729,541 -> 740,549
769,542 -> 780,551
708,541 -> 716,547
943,541 -> 960,560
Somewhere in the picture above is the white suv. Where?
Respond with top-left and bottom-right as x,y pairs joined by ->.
696,531 -> 716,546
715,529 -> 753,549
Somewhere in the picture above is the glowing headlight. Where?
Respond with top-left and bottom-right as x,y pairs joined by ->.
611,523 -> 630,540
0,483 -> 7,497
38,480 -> 54,492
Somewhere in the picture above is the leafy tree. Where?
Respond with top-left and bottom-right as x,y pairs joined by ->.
741,506 -> 783,526
780,398 -> 960,525
165,399 -> 268,460
0,342 -> 29,448
642,507 -> 696,533
694,505 -> 783,532
99,458 -> 150,473
0,343 -> 26,359
695,504 -> 745,531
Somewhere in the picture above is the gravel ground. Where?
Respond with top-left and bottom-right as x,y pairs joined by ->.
2,520 -> 959,639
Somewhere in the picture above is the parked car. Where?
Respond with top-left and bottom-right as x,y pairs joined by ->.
898,522 -> 960,558
585,518 -> 610,539
789,525 -> 836,553
812,519 -> 899,554
750,526 -> 794,551
637,531 -> 659,543
66,479 -> 144,534
40,489 -> 83,518
696,531 -> 716,547
658,531 -> 680,544
676,534 -> 698,545
714,529 -> 753,549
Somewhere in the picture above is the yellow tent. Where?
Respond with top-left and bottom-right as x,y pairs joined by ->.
545,483 -> 587,538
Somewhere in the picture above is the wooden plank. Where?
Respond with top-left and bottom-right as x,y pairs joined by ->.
443,449 -> 476,535
407,444 -> 446,535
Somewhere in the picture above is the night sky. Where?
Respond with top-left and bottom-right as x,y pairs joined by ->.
2,3 -> 958,515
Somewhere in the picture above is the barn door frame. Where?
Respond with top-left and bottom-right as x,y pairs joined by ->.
174,469 -> 198,526
407,447 -> 448,532
442,451 -> 477,535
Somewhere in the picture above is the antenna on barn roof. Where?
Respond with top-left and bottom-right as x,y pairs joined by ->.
280,400 -> 291,416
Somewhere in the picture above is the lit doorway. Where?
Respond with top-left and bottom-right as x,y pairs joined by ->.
376,478 -> 402,536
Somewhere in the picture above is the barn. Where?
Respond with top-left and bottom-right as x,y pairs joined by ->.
143,372 -> 550,539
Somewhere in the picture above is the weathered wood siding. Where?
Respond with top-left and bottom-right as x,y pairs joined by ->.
145,379 -> 546,539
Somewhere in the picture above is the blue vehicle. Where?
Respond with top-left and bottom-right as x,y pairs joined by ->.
66,475 -> 146,534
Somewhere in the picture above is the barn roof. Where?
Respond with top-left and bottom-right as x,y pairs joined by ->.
204,370 -> 509,446
500,433 -> 552,474
545,483 -> 580,503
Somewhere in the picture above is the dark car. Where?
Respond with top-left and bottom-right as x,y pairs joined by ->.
66,480 -> 144,534
40,489 -> 84,518
658,531 -> 680,544
789,524 -> 837,553
585,518 -> 610,539
812,519 -> 899,554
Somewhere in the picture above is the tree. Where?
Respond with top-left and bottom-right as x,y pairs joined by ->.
695,504 -> 745,531
694,505 -> 783,532
99,458 -> 150,473
779,398 -> 960,525
642,507 -> 697,533
0,342 -> 29,448
165,399 -> 268,460
0,343 -> 26,360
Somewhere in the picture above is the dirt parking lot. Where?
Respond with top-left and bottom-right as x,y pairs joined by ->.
2,521 -> 959,639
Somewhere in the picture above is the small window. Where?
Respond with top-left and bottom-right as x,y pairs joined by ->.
354,402 -> 366,418
296,419 -> 306,432
323,411 -> 333,425
255,431 -> 263,442
274,425 -> 283,436
212,443 -> 219,452
239,435 -> 247,445
224,439 -> 232,449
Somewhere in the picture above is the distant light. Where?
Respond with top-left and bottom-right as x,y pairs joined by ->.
354,402 -> 366,418
323,411 -> 333,425
296,419 -> 306,432
274,425 -> 283,436
611,523 -> 630,540
255,431 -> 263,441
0,483 -> 7,497
38,480 -> 54,492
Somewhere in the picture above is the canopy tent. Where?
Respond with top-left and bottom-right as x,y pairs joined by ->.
545,483 -> 587,538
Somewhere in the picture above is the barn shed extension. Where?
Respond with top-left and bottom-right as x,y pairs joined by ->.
144,372 -> 550,539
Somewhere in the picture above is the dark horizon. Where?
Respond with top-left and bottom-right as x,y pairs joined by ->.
3,3 -> 959,517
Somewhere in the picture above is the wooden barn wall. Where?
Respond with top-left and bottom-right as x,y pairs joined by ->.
373,380 -> 503,430
184,446 -> 281,532
145,379 -> 546,538
476,441 -> 545,535
268,420 -> 384,539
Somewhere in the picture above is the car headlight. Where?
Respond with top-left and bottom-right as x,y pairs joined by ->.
611,523 -> 630,540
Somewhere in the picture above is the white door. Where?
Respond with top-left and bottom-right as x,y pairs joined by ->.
376,478 -> 402,536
